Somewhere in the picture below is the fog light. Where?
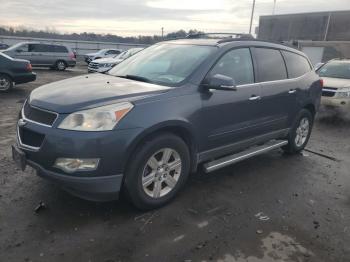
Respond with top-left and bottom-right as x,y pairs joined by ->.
54,158 -> 99,173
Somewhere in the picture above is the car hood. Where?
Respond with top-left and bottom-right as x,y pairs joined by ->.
322,77 -> 350,89
29,73 -> 171,113
91,57 -> 120,64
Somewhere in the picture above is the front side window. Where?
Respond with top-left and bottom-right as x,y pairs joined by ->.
283,51 -> 311,78
209,48 -> 254,85
16,44 -> 29,52
254,48 -> 287,82
317,61 -> 350,79
109,44 -> 215,86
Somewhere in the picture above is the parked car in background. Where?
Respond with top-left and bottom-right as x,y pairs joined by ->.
2,42 -> 76,71
0,43 -> 10,50
0,53 -> 36,91
12,37 -> 321,209
317,59 -> 350,114
84,49 -> 123,64
88,47 -> 144,73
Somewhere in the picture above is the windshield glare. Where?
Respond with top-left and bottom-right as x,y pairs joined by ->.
318,61 -> 350,79
109,44 -> 215,85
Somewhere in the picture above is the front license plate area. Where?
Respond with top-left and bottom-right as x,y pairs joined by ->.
12,145 -> 26,171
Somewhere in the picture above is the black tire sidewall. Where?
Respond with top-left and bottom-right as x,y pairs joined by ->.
0,74 -> 13,92
124,133 -> 190,210
56,60 -> 67,71
286,109 -> 314,153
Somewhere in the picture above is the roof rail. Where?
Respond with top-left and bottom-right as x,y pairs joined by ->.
186,32 -> 255,42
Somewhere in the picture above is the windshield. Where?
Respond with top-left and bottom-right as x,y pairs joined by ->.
318,61 -> 350,79
109,43 -> 215,86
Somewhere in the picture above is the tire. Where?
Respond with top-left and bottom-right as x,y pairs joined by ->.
0,74 -> 13,92
123,133 -> 191,210
55,60 -> 67,71
283,109 -> 314,154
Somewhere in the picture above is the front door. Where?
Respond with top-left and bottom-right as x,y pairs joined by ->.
199,48 -> 264,155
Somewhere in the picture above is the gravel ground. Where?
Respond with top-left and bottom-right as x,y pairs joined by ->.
0,66 -> 349,262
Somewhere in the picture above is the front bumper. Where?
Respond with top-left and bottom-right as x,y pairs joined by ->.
28,159 -> 123,201
88,66 -> 112,73
321,96 -> 350,113
14,118 -> 143,201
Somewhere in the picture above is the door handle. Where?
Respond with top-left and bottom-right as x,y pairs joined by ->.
249,95 -> 261,101
288,89 -> 297,94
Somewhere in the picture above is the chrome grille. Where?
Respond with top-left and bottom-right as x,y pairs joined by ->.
22,101 -> 58,127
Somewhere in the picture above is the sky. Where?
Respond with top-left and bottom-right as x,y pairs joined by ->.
1,0 -> 350,36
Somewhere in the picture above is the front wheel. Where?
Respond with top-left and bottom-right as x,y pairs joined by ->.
283,109 -> 314,154
123,133 -> 190,210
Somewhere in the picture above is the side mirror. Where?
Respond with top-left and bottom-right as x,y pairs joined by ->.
202,74 -> 237,91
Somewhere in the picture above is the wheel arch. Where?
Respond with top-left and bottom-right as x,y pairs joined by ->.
124,121 -> 199,174
303,103 -> 316,117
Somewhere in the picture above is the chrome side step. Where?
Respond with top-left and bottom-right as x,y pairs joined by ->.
203,140 -> 288,173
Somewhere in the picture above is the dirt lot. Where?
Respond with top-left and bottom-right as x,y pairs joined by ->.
0,66 -> 349,262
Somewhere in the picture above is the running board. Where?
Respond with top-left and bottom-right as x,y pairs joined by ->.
203,140 -> 288,173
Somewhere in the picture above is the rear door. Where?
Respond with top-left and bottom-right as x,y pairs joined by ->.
200,48 -> 263,154
251,47 -> 296,132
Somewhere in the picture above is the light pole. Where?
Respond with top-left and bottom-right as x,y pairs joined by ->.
272,0 -> 277,15
249,0 -> 256,34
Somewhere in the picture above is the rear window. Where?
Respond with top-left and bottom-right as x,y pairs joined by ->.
282,51 -> 311,78
254,48 -> 287,82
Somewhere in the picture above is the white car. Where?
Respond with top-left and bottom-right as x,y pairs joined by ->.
88,48 -> 144,73
317,59 -> 350,115
84,49 -> 123,64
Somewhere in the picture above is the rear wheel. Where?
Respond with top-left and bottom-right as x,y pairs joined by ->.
283,109 -> 314,154
0,74 -> 13,92
124,133 -> 190,210
55,60 -> 67,71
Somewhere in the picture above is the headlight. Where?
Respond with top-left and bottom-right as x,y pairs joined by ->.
58,102 -> 133,131
335,88 -> 350,98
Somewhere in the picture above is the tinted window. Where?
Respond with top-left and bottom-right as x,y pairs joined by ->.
283,51 -> 311,78
17,44 -> 29,52
106,50 -> 119,55
254,48 -> 287,82
29,44 -> 51,52
54,45 -> 68,53
210,48 -> 254,85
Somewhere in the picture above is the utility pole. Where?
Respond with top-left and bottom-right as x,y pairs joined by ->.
249,0 -> 256,34
161,27 -> 164,39
272,0 -> 277,15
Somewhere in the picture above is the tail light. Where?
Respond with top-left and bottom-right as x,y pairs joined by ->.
69,52 -> 76,59
319,79 -> 324,88
26,63 -> 32,72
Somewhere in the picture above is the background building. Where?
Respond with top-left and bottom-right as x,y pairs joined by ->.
257,10 -> 350,65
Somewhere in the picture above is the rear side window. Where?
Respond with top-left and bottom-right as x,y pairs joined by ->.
54,45 -> 68,53
210,48 -> 255,85
282,51 -> 311,78
254,48 -> 287,82
29,44 -> 51,52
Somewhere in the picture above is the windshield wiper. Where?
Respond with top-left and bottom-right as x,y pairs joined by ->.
117,74 -> 153,83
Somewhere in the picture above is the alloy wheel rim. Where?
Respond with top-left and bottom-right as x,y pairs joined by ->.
295,117 -> 310,147
142,148 -> 182,198
0,77 -> 10,91
57,62 -> 65,70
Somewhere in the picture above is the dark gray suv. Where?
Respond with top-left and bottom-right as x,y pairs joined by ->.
12,37 -> 322,209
